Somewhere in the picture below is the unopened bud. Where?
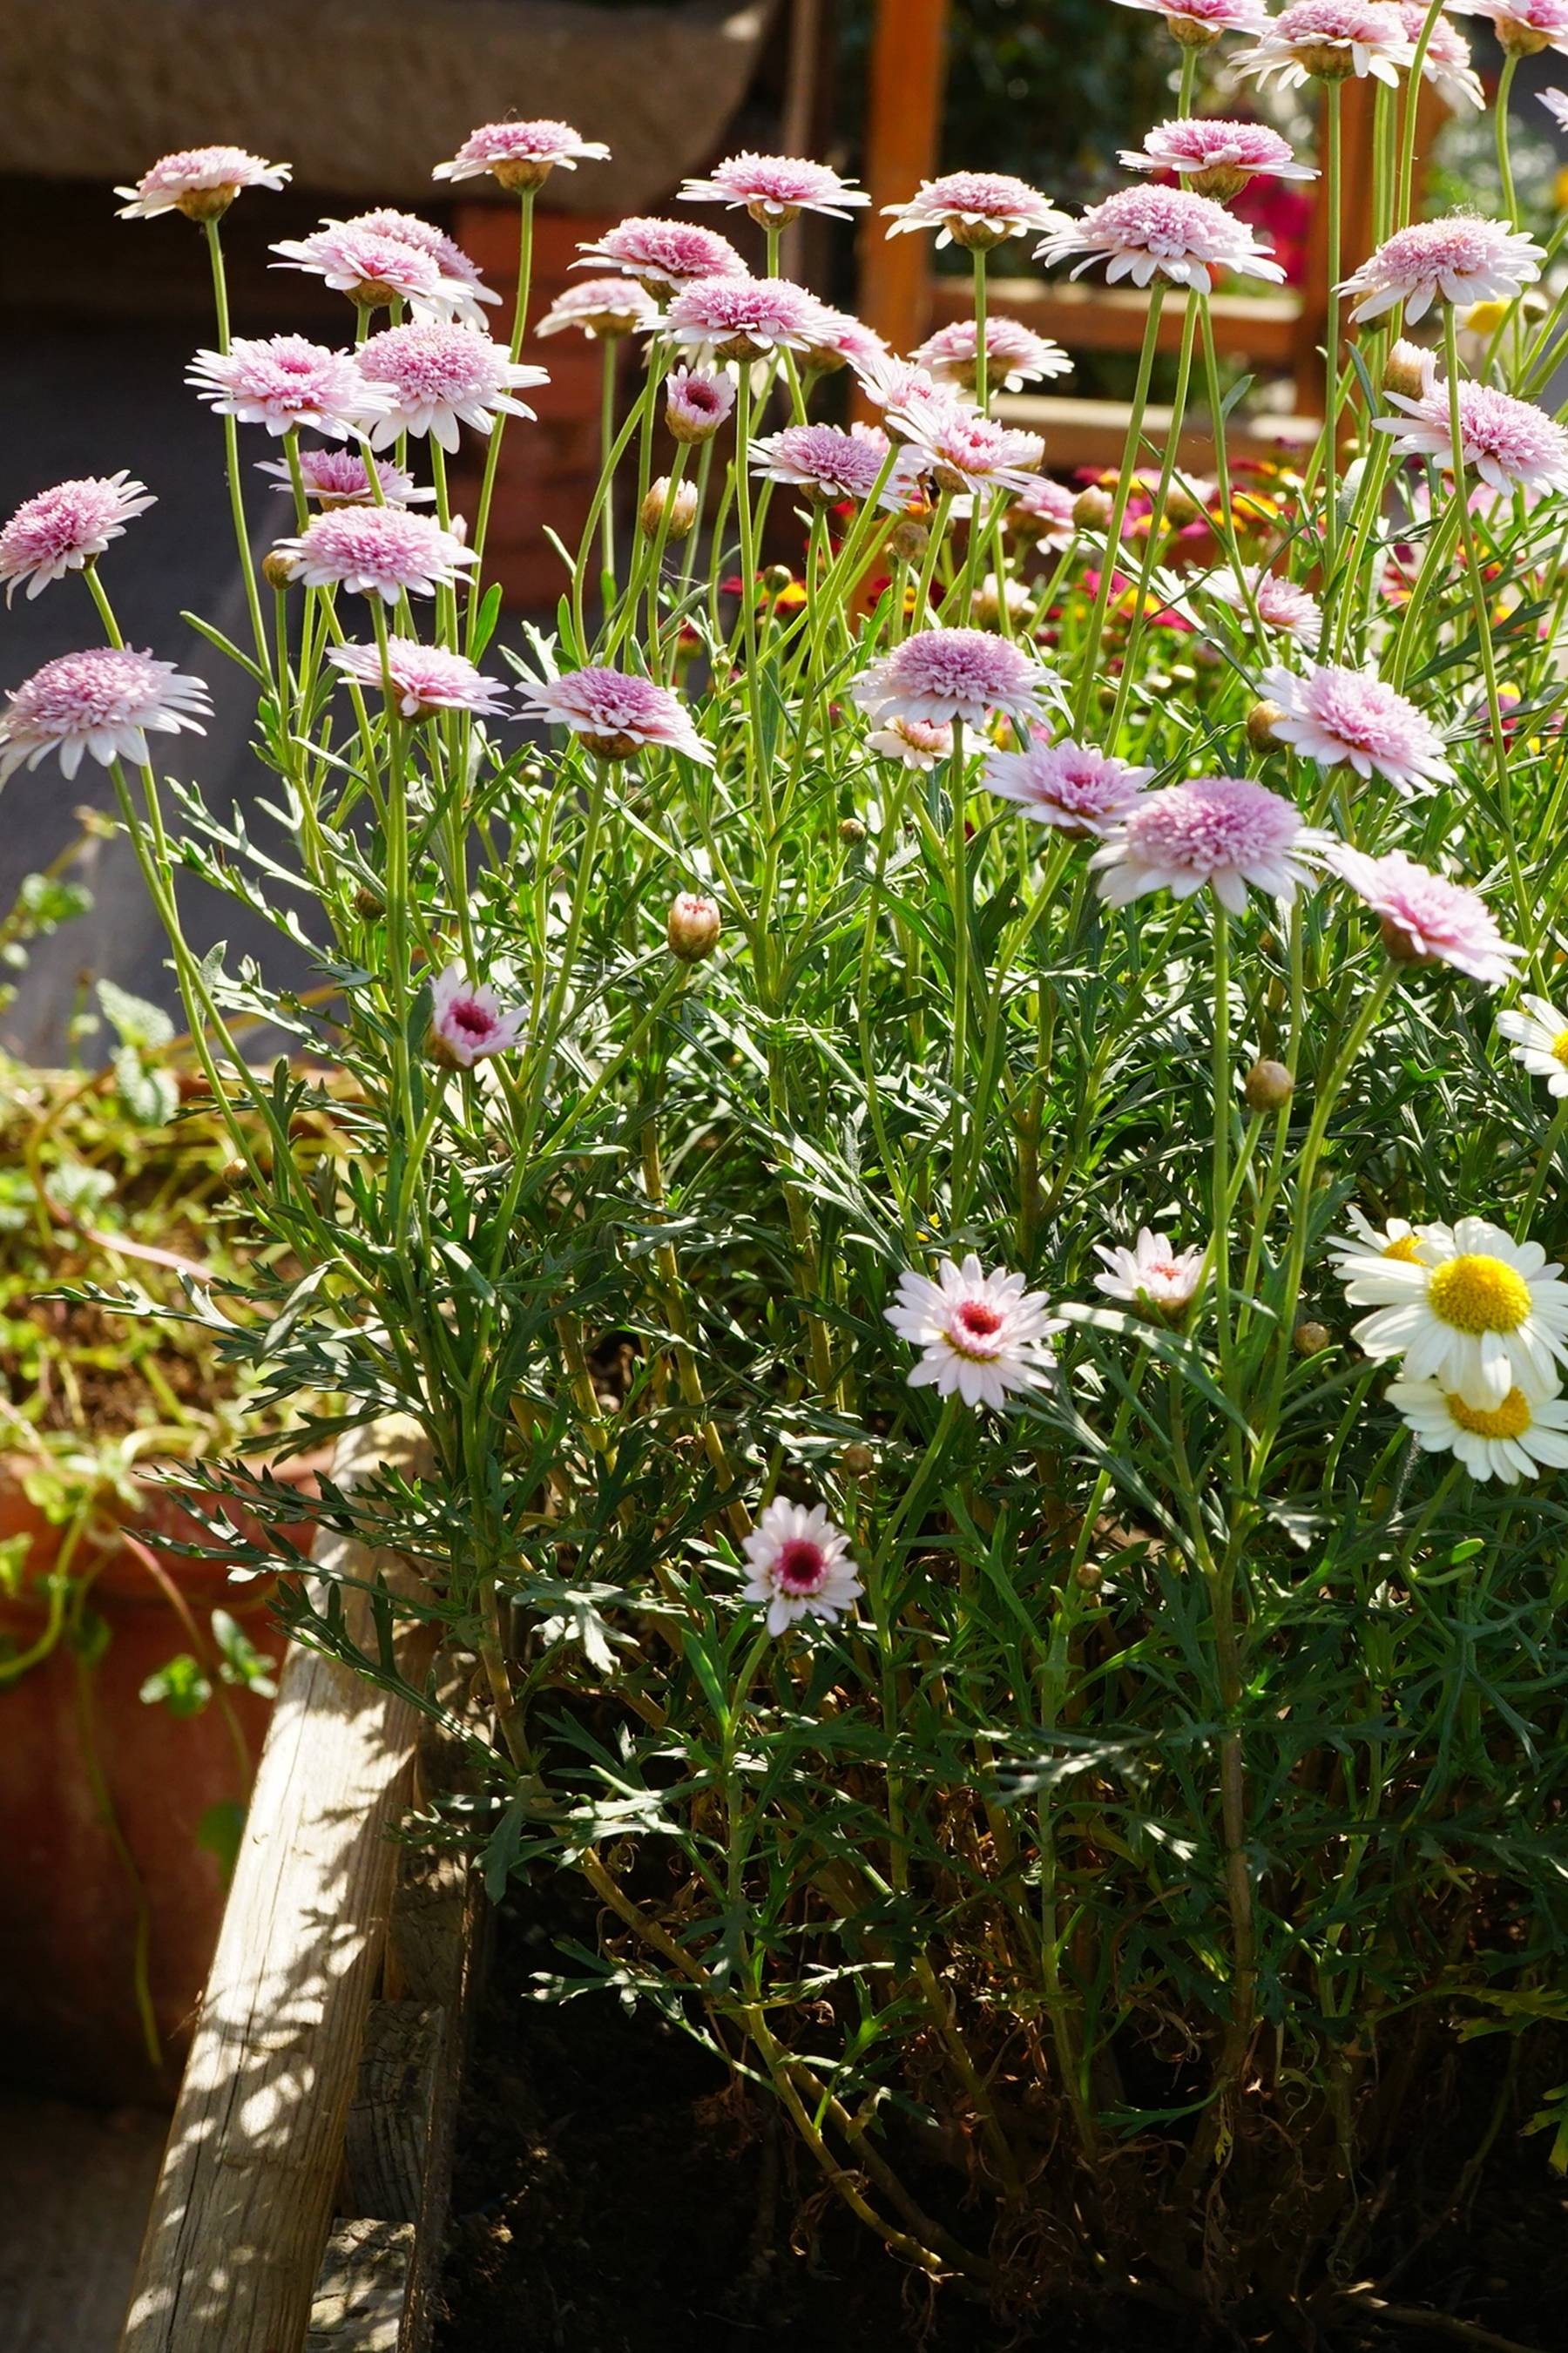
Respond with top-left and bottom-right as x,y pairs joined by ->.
1294,1320 -> 1333,1356
1071,486 -> 1115,532
838,816 -> 867,844
887,515 -> 929,564
762,564 -> 795,595
1247,698 -> 1285,753
218,1157 -> 250,1193
639,475 -> 700,543
262,548 -> 298,592
667,891 -> 721,962
354,883 -> 385,919
1073,1559 -> 1104,1592
1383,337 -> 1436,401
840,1442 -> 876,1478
1244,1058 -> 1295,1112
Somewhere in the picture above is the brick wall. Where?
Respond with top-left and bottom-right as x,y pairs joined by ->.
452,204 -> 627,612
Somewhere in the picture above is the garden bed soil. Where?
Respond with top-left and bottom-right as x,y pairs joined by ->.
437,1891 -> 1568,2353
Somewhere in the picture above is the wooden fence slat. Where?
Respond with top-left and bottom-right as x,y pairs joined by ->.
120,1420 -> 433,2353
305,2221 -> 415,2352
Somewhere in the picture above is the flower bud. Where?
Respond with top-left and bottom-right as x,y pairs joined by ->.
354,883 -> 386,919
840,1442 -> 876,1478
1071,485 -> 1115,532
217,1156 -> 250,1193
1073,1559 -> 1104,1592
667,891 -> 721,962
261,547 -> 298,592
1382,337 -> 1435,401
639,475 -> 700,543
838,816 -> 868,844
1294,1320 -> 1333,1356
1244,1058 -> 1295,1112
762,563 -> 795,595
1246,698 -> 1285,753
887,515 -> 929,565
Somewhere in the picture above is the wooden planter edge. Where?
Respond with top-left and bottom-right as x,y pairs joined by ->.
120,1419 -> 483,2353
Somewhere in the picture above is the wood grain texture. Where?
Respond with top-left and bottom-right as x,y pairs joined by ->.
305,2221 -> 414,2353
120,1420 -> 435,2353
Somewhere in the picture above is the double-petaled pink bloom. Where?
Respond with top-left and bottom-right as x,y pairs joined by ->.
188,335 -> 387,439
0,647 -> 210,782
1202,565 -> 1322,647
912,314 -> 1071,392
664,275 -> 830,362
255,449 -> 433,507
1375,377 -> 1568,497
984,739 -> 1152,835
1235,0 -> 1415,85
1399,3 -> 1484,106
272,225 -> 479,322
891,404 -> 1045,500
1339,216 -> 1544,322
274,508 -> 478,601
338,209 -> 500,318
1092,774 -> 1322,913
1011,475 -> 1080,553
518,667 -> 713,764
883,172 -> 1070,251
1111,0 -> 1271,39
851,629 -> 1056,730
887,1255 -> 1061,1410
1259,660 -> 1454,794
0,473 -> 155,602
575,217 -> 746,293
1119,118 -> 1316,199
429,965 -> 526,1067
433,119 -> 610,192
1330,847 -> 1520,984
537,279 -> 659,341
1037,185 -> 1285,289
329,639 -> 509,721
355,323 -> 547,450
679,152 -> 868,225
117,145 -> 290,221
1450,0 -> 1568,56
740,1500 -> 863,1636
751,423 -> 892,504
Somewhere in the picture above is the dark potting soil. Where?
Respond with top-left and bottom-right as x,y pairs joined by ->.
436,1893 -> 1568,2353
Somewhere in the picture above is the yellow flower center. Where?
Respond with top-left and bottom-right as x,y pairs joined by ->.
1445,1388 -> 1532,1439
1552,1029 -> 1568,1068
1427,1254 -> 1532,1335
1382,1234 -> 1423,1262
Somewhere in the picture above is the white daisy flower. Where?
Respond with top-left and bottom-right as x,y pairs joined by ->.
1345,1214 -> 1568,1407
1497,995 -> 1568,1096
1384,1373 -> 1568,1483
885,1254 -> 1061,1410
1093,1228 -> 1206,1321
740,1499 -> 862,1637
1327,1205 -> 1438,1281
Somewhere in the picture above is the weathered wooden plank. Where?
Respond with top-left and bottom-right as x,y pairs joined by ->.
997,391 -> 1321,471
343,2002 -> 443,2228
305,2221 -> 414,2353
120,1420 -> 435,2353
926,278 -> 1304,365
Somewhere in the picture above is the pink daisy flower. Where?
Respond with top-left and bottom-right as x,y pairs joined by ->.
432,119 -> 611,192
187,335 -> 384,439
912,314 -> 1072,392
1330,846 -> 1520,984
0,647 -> 208,782
1119,118 -> 1317,200
1011,474 -> 1080,552
740,1499 -> 862,1637
337,210 -> 500,314
517,667 -> 713,765
356,323 -> 547,451
751,422 -> 892,504
1374,376 -> 1568,497
1450,0 -> 1568,54
798,309 -> 891,375
1202,565 -> 1322,647
850,629 -> 1056,730
1110,0 -> 1272,38
1339,216 -> 1544,323
1259,660 -> 1453,794
270,226 -> 471,321
116,145 -> 290,222
865,716 -> 955,768
886,1254 -> 1061,1411
664,274 -> 831,362
883,171 -> 1069,252
1234,0 -> 1416,85
428,964 -> 526,1067
1091,774 -> 1321,914
983,739 -> 1152,835
537,278 -> 659,340
573,217 -> 747,293
1094,1228 -> 1206,1319
679,152 -> 868,225
274,507 -> 477,602
891,405 -> 1045,500
0,473 -> 155,603
1037,185 -> 1285,289
255,448 -> 434,507
328,639 -> 508,721
665,366 -> 736,443
1398,3 -> 1485,105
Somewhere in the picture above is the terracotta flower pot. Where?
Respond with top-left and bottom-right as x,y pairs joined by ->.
0,1455 -> 320,2106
